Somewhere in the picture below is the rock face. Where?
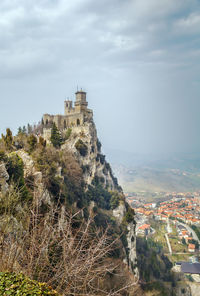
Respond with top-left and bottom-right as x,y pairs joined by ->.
62,121 -> 120,191
127,222 -> 138,276
0,162 -> 9,193
113,203 -> 126,223
62,120 -> 138,277
16,150 -> 51,206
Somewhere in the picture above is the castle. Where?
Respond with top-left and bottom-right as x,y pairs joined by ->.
42,89 -> 93,139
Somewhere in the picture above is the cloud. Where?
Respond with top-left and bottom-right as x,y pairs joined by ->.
1,0 -> 200,154
174,13 -> 200,34
0,0 -> 198,77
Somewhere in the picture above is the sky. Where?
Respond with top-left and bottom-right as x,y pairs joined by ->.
0,0 -> 200,157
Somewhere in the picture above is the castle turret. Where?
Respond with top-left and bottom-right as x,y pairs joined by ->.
64,100 -> 73,115
75,89 -> 88,113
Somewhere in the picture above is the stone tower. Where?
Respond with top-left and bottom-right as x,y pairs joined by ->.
75,90 -> 88,113
42,89 -> 93,141
64,100 -> 73,115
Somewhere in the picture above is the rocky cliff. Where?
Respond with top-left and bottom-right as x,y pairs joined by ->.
62,121 -> 120,191
0,116 -> 139,294
60,120 -> 138,275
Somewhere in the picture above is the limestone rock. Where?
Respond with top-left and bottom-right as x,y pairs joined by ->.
127,221 -> 139,277
16,150 -> 51,206
113,203 -> 126,224
62,121 -> 119,191
0,162 -> 9,193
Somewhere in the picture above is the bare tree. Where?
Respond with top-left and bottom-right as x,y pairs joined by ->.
0,187 -> 138,295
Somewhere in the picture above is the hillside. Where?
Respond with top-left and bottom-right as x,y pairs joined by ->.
0,120 -> 139,295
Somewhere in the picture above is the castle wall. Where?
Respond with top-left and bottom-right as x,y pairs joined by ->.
43,113 -> 85,130
43,114 -> 54,125
42,90 -> 93,139
43,128 -> 52,142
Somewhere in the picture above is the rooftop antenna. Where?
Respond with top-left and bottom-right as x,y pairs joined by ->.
77,85 -> 78,92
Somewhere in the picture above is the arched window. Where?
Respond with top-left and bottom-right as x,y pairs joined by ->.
46,119 -> 48,125
77,119 -> 80,126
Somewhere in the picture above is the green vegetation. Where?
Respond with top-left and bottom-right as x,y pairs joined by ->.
191,225 -> 200,240
96,139 -> 101,152
142,281 -> 169,296
17,126 -> 27,136
39,136 -> 46,148
50,123 -> 62,148
32,147 -> 84,206
6,153 -> 31,201
123,207 -> 135,224
65,128 -> 72,140
27,134 -> 37,153
0,127 -> 135,295
110,191 -> 120,209
170,236 -> 187,253
86,183 -> 112,210
170,253 -> 192,264
75,139 -> 88,156
137,237 -> 173,283
148,219 -> 168,251
1,128 -> 13,150
0,272 -> 59,295
86,176 -> 123,211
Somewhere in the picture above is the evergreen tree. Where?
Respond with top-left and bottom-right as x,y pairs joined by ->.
1,128 -> 13,150
50,123 -> 62,148
22,126 -> 27,134
27,123 -> 32,134
27,134 -> 37,152
17,127 -> 23,135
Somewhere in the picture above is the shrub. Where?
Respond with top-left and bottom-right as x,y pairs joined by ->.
110,192 -> 120,210
65,128 -> 72,140
124,207 -> 135,224
27,134 -> 37,153
39,136 -> 46,148
6,153 -> 31,201
1,128 -> 13,150
75,139 -> 88,157
0,272 -> 59,295
96,139 -> 101,152
86,183 -> 112,210
0,206 -> 131,296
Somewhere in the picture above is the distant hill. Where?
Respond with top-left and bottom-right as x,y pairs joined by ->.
106,149 -> 200,194
113,166 -> 200,193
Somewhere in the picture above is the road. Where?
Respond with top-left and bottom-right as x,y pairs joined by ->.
165,233 -> 172,254
178,222 -> 200,244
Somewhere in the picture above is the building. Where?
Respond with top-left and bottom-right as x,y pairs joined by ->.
137,224 -> 151,236
188,244 -> 196,253
181,262 -> 200,275
42,89 -> 93,140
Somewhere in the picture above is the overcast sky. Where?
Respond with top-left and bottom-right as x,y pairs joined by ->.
0,0 -> 200,156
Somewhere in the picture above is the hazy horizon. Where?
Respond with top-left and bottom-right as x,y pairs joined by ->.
1,0 -> 200,156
